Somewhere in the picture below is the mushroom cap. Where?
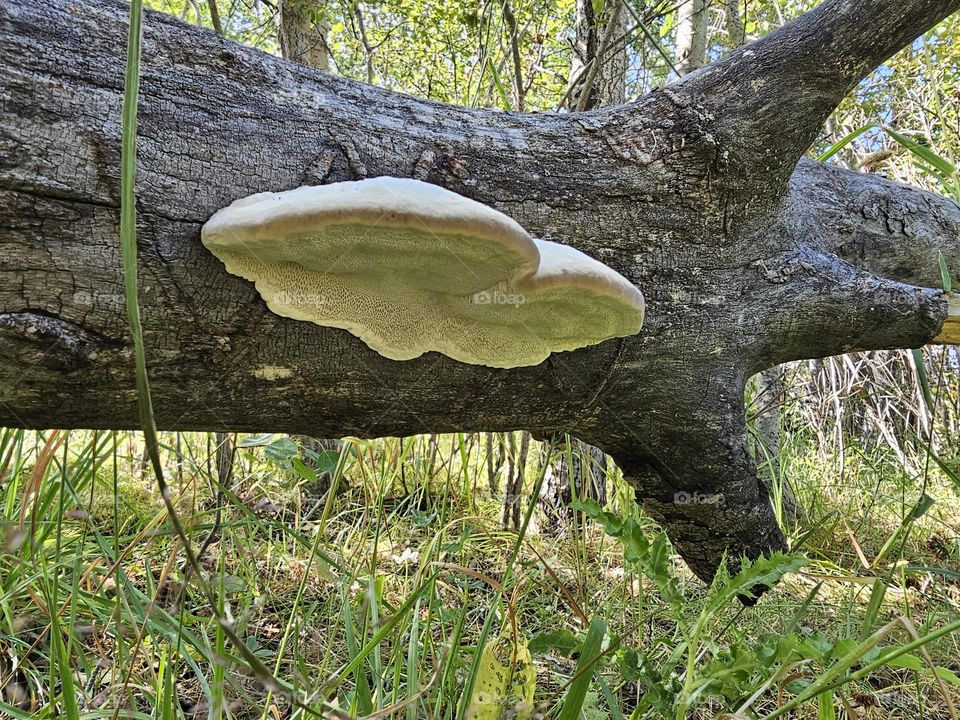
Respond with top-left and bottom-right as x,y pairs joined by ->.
202,177 -> 538,295
202,178 -> 644,368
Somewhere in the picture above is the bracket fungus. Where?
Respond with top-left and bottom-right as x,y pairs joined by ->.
201,177 -> 645,368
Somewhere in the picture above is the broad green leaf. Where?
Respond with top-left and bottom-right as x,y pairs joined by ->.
529,628 -> 580,656
265,436 -> 299,462
237,433 -> 276,447
290,456 -> 318,482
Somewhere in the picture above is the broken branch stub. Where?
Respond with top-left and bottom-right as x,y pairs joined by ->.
936,293 -> 960,344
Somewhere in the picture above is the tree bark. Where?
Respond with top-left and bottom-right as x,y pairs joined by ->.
722,0 -> 794,520
568,0 -> 628,109
675,0 -> 709,74
277,0 -> 329,71
747,367 -> 802,522
1,0 -> 958,591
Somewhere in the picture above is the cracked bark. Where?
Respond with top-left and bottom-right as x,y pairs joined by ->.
1,0 -> 959,594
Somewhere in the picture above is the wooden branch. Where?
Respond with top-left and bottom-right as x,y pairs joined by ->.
752,246 -> 948,368
678,0 -> 960,187
787,159 -> 960,291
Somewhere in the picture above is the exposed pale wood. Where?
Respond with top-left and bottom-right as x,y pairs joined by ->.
935,295 -> 960,344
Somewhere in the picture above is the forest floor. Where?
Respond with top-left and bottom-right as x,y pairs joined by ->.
1,410 -> 960,719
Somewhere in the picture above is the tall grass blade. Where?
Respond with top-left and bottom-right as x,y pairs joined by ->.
558,617 -> 607,720
50,611 -> 81,720
817,124 -> 875,162
486,57 -> 512,111
120,8 -> 322,714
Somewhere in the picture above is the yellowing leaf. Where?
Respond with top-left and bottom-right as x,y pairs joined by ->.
465,631 -> 536,719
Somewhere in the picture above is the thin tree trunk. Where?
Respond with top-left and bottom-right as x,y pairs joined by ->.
352,2 -> 375,85
724,1 -> 744,46
568,0 -> 628,109
675,0 -> 710,74
506,432 -> 531,529
500,0 -> 525,111
485,432 -> 505,495
502,431 -> 531,529
278,0 -> 329,71
206,0 -> 223,35
542,437 -> 608,529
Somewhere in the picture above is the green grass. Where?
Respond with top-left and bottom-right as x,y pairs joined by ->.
1,425 -> 959,718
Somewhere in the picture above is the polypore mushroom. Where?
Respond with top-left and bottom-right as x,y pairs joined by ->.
201,177 -> 644,368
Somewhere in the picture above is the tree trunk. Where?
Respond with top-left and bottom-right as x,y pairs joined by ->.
568,0 -> 628,109
485,432 -> 505,495
541,437 -> 608,529
2,0 -> 959,592
502,432 -> 531,529
749,370 -> 783,476
724,1 -> 793,522
675,0 -> 710,74
277,0 -> 329,71
723,1 -> 745,47
499,0 -> 525,111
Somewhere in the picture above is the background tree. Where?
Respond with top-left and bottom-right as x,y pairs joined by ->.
567,0 -> 628,109
277,0 -> 329,70
542,0 -> 629,527
674,0 -> 709,74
